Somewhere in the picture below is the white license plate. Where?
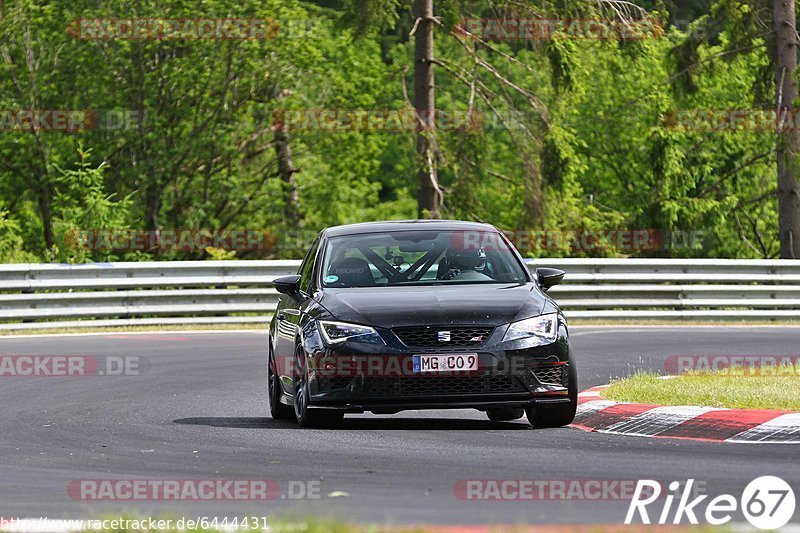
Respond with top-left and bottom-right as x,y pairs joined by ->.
412,354 -> 478,373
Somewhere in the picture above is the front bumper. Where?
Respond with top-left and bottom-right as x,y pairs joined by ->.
297,319 -> 572,413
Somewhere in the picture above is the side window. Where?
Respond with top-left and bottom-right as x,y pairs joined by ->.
298,237 -> 320,293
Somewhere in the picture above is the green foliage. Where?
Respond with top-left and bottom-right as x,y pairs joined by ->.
51,147 -> 132,262
343,0 -> 401,36
0,0 -> 787,261
205,247 -> 237,260
0,203 -> 35,263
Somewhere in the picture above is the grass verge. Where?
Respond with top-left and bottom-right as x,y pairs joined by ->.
601,368 -> 800,411
570,319 -> 800,327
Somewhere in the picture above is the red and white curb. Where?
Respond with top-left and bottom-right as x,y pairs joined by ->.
573,385 -> 800,444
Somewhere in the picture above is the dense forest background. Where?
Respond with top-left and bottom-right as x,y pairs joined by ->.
0,0 -> 790,261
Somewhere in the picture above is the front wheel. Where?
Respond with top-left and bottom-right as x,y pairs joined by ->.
268,347 -> 294,421
293,346 -> 344,428
526,361 -> 578,428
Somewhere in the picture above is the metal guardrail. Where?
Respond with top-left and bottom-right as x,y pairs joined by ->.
0,259 -> 799,330
536,258 -> 800,320
0,261 -> 293,330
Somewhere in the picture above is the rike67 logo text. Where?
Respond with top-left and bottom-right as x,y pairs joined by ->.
626,476 -> 796,530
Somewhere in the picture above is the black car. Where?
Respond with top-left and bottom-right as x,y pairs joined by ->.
268,220 -> 576,427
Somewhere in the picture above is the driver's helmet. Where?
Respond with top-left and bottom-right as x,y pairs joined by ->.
446,247 -> 486,271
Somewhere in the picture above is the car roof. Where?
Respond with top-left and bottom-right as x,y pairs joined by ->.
322,219 -> 499,238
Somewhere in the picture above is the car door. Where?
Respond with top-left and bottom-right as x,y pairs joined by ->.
275,237 -> 320,384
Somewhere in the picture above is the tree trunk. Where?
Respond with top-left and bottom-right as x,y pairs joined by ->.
413,0 -> 441,219
274,127 -> 299,221
775,0 -> 800,258
144,181 -> 161,232
36,187 -> 54,252
522,162 -> 544,227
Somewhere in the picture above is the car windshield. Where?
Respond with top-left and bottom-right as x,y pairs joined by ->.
320,229 -> 528,288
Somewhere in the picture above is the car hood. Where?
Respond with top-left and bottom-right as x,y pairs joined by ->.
316,283 -> 546,328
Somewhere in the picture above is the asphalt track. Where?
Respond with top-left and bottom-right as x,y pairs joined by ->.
1,327 -> 799,526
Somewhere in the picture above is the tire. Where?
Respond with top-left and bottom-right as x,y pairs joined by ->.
486,407 -> 524,421
526,360 -> 578,428
292,345 -> 344,428
268,347 -> 294,421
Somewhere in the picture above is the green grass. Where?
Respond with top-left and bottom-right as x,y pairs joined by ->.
602,367 -> 800,410
570,319 -> 800,327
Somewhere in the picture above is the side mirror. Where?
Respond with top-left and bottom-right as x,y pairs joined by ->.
273,274 -> 302,295
536,267 -> 565,292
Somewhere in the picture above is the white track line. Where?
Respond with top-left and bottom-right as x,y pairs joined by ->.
726,413 -> 800,444
600,406 -> 723,437
575,400 -> 618,417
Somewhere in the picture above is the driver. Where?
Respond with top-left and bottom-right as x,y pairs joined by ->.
440,247 -> 491,281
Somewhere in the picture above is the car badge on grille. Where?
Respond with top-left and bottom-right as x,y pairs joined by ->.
470,336 -> 485,342
437,331 -> 451,342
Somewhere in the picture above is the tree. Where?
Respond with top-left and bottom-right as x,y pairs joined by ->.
0,0 -> 80,253
774,0 -> 800,258
413,0 -> 442,218
2,0 -> 795,262
670,0 -> 800,257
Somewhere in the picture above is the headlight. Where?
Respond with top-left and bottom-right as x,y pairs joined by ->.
318,320 -> 385,345
502,313 -> 558,344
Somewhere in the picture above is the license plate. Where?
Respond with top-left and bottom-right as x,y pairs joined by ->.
412,354 -> 478,373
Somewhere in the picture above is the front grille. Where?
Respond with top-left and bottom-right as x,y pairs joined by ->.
393,326 -> 494,348
317,376 -> 352,391
507,355 -> 570,387
533,365 -> 567,385
363,374 -> 528,397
